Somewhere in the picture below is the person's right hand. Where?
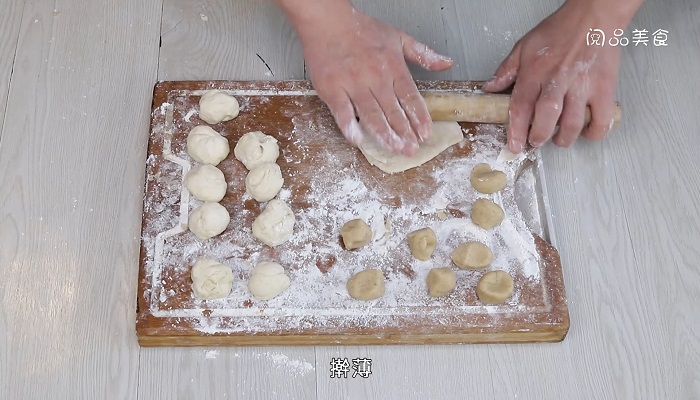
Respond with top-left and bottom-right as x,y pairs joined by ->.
283,1 -> 453,156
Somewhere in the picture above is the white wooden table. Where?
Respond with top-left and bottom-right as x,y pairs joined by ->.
0,0 -> 698,399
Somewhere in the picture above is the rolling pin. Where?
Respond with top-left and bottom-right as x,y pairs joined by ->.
422,92 -> 622,127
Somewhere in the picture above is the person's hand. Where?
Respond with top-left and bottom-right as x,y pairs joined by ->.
278,0 -> 453,155
483,0 -> 643,153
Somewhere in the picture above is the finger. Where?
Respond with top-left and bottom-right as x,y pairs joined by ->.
507,78 -> 540,154
483,43 -> 521,92
582,95 -> 615,141
552,91 -> 587,148
394,74 -> 433,143
369,83 -> 419,156
320,89 -> 364,146
401,35 -> 453,72
529,79 -> 565,147
350,89 -> 403,153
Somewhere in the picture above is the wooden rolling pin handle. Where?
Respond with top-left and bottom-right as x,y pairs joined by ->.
422,92 -> 622,128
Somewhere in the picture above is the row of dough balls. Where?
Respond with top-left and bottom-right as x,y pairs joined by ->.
236,131 -> 293,300
185,125 -> 231,240
339,162 -> 514,305
185,90 -> 295,301
182,90 -> 242,240
235,131 -> 296,248
191,258 -> 291,301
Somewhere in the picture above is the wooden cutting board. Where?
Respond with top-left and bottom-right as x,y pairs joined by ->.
136,80 -> 569,346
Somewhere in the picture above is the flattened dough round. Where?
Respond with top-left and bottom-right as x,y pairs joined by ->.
234,131 -> 280,170
187,125 -> 230,166
199,90 -> 240,124
245,162 -> 284,202
340,219 -> 372,250
359,121 -> 463,173
248,261 -> 291,300
407,227 -> 437,261
347,269 -> 385,300
451,242 -> 494,269
471,198 -> 505,229
426,268 -> 457,297
476,270 -> 514,304
188,202 -> 230,240
190,257 -> 233,300
184,164 -> 227,202
470,163 -> 507,194
252,199 -> 295,247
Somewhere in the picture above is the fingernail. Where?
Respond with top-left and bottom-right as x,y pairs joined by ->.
510,138 -> 524,154
418,124 -> 431,142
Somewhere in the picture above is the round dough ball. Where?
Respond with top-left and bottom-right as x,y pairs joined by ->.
187,125 -> 230,166
347,269 -> 385,301
476,270 -> 514,304
234,131 -> 280,170
340,219 -> 372,250
188,202 -> 230,240
248,262 -> 291,300
190,257 -> 233,300
245,162 -> 284,202
252,199 -> 295,247
426,268 -> 457,297
471,198 -> 505,229
198,90 -> 240,124
184,164 -> 227,202
470,163 -> 507,194
407,227 -> 437,261
451,242 -> 494,269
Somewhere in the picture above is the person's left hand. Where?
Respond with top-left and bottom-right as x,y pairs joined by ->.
483,0 -> 641,153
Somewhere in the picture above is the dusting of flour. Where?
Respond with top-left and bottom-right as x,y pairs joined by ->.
140,85 -> 553,336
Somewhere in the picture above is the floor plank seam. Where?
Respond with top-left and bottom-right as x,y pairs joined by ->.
440,1 -> 450,58
156,0 -> 167,80
611,163 -> 641,265
0,1 -> 26,144
314,346 -> 319,399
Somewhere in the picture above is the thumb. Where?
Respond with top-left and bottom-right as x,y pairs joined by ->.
483,44 -> 521,92
402,35 -> 453,72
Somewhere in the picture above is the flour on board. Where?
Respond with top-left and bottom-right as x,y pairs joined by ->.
141,88 -> 552,335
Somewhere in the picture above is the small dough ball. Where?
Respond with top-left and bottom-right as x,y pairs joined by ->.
245,162 -> 284,202
184,164 -> 227,202
347,269 -> 385,301
248,262 -> 291,300
426,268 -> 457,297
476,270 -> 514,304
407,227 -> 437,261
470,163 -> 507,194
234,131 -> 280,170
187,125 -> 230,166
190,258 -> 233,300
471,198 -> 505,229
189,202 -> 230,240
252,199 -> 295,247
451,242 -> 494,270
340,219 -> 372,250
198,90 -> 240,124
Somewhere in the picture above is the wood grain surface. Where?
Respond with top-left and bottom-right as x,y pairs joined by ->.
159,0 -> 304,81
0,0 -> 698,398
0,0 -> 24,139
0,0 -> 162,399
136,80 -> 568,346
